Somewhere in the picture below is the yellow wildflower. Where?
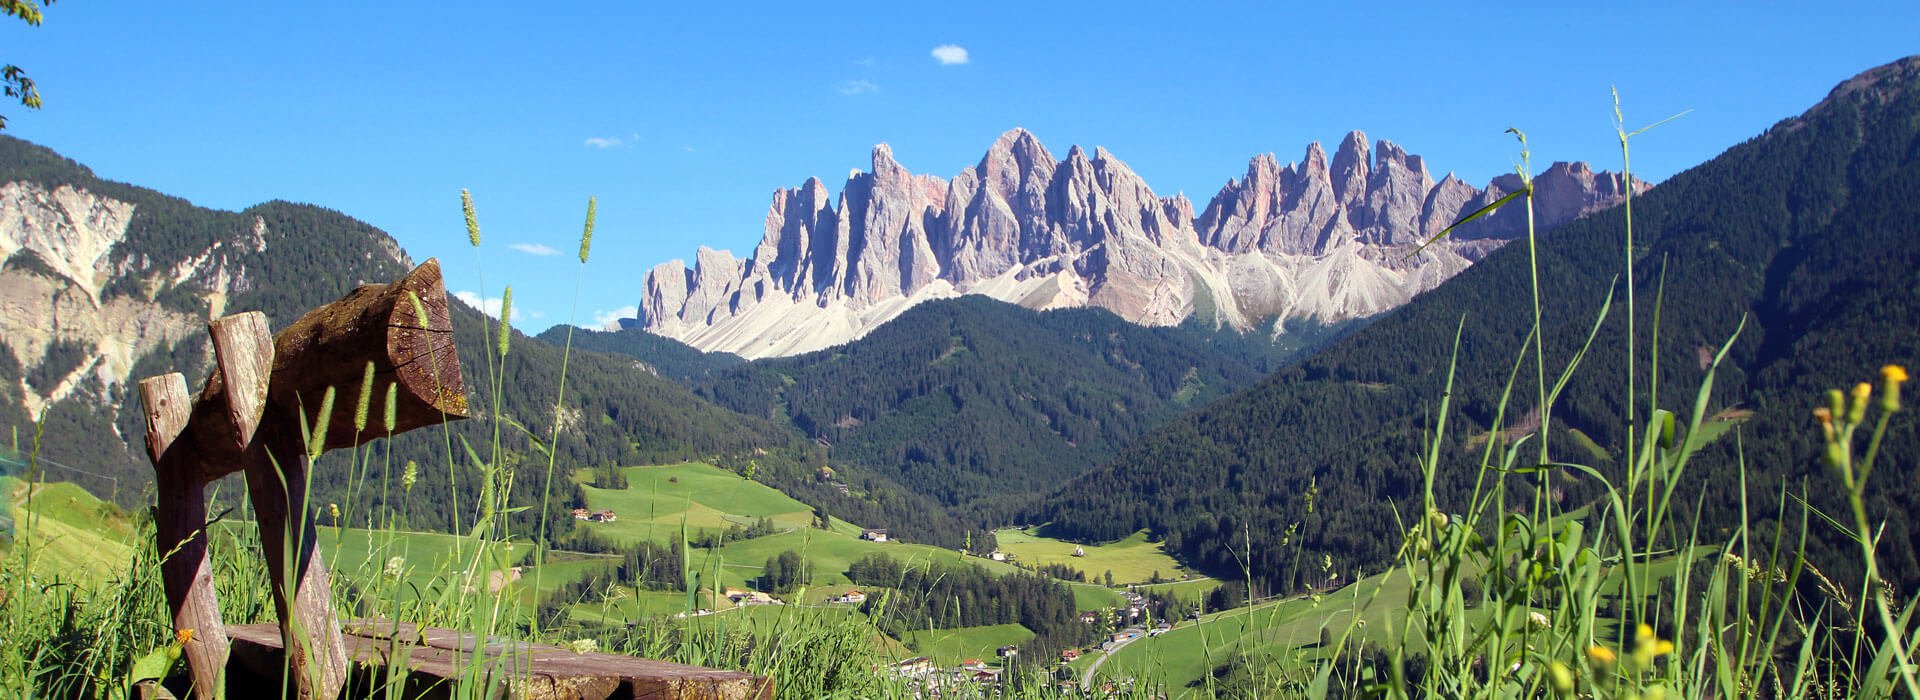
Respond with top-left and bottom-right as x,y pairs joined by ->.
176,628 -> 195,646
1548,660 -> 1575,695
1632,624 -> 1676,668
1883,364 -> 1906,412
1586,645 -> 1617,666
1849,382 -> 1872,423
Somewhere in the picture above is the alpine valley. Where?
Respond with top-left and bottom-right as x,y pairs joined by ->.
4,49 -> 1920,700
0,125 -> 1635,545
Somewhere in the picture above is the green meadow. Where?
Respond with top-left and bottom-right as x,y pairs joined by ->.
995,527 -> 1185,585
902,623 -> 1035,665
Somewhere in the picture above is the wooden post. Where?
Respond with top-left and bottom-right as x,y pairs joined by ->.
210,312 -> 350,699
137,259 -> 470,699
139,373 -> 229,698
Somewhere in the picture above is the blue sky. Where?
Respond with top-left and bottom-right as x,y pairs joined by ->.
7,2 -> 1916,331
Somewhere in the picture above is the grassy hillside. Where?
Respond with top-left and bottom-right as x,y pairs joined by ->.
994,528 -> 1186,585
902,623 -> 1034,665
2,479 -> 138,582
574,463 -> 820,537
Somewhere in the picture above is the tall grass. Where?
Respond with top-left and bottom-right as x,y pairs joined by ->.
1311,101 -> 1920,699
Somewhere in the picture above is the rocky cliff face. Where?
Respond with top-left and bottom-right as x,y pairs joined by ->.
1,182 -> 208,419
633,129 -> 1645,358
1,136 -> 415,463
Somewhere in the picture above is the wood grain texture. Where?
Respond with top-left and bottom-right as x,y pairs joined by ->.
139,373 -> 229,699
268,257 -> 468,452
228,622 -> 773,700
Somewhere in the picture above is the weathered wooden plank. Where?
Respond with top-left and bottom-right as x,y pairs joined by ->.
139,373 -> 229,699
185,259 -> 468,482
228,622 -> 772,700
208,312 -> 274,452
268,257 -> 468,452
211,313 -> 349,700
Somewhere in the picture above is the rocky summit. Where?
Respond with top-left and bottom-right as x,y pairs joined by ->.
631,129 -> 1644,358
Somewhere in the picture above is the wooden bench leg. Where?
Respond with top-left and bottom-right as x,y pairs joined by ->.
139,373 -> 230,698
212,313 -> 348,699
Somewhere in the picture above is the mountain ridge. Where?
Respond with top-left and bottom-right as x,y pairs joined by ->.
631,129 -> 1644,358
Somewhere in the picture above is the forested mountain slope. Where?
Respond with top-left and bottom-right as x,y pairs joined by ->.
684,296 -> 1265,525
1040,56 -> 1920,594
532,325 -> 744,384
0,137 -> 977,546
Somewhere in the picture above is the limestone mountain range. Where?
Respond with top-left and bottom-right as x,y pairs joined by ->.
632,129 -> 1645,358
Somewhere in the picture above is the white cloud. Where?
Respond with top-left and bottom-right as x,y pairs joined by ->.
454,290 -> 508,319
592,306 -> 639,331
584,133 -> 639,149
837,79 -> 880,96
508,242 -> 560,256
930,45 -> 969,65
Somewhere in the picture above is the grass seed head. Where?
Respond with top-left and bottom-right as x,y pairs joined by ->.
354,361 -> 375,431
462,189 -> 481,247
497,286 -> 513,359
580,196 -> 596,263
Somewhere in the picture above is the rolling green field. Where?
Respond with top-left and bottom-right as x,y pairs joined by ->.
318,523 -> 529,589
1077,570 -> 1415,694
4,479 -> 138,582
1070,582 -> 1127,611
995,527 -> 1185,585
1079,545 -> 1722,695
1133,577 -> 1222,606
575,463 -> 824,544
703,525 -> 1022,589
902,623 -> 1034,665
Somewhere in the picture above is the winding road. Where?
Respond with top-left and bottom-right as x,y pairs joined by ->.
1081,632 -> 1145,687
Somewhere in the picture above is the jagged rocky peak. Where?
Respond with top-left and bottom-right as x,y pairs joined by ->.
633,128 -> 1645,358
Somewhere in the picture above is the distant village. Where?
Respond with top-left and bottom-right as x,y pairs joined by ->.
569,507 -> 618,523
564,494 -> 1185,695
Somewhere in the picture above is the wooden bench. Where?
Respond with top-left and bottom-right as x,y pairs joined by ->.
137,260 -> 771,698
225,620 -> 771,699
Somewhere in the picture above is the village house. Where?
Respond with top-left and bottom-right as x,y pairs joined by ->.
570,508 -> 590,520
891,656 -> 934,678
861,529 -> 889,542
828,589 -> 869,605
1059,649 -> 1082,662
996,644 -> 1019,658
959,659 -> 988,671
725,588 -> 780,606
1079,611 -> 1100,624
988,550 -> 1007,561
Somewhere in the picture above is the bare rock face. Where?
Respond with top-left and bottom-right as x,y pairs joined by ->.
0,183 -> 229,419
633,128 -> 1646,358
